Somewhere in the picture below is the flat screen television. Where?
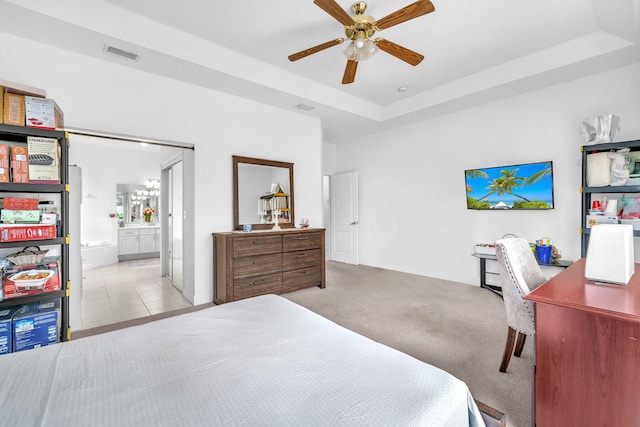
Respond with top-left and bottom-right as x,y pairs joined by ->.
465,161 -> 554,210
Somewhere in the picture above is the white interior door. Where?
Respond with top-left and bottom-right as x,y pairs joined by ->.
331,171 -> 359,264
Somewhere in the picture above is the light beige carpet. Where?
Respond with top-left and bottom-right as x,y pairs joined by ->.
284,261 -> 532,427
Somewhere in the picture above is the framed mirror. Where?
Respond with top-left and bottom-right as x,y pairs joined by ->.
233,155 -> 294,230
116,181 -> 160,225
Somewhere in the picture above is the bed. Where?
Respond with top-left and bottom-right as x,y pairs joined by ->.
0,294 -> 486,426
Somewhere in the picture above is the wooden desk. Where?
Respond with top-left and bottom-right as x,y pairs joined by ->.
471,253 -> 571,297
525,259 -> 640,427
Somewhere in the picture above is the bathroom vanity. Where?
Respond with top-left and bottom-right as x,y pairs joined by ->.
118,224 -> 161,261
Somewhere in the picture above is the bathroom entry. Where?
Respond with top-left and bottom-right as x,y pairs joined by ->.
68,130 -> 194,330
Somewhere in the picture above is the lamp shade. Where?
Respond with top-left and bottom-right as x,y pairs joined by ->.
342,39 -> 378,62
585,224 -> 634,284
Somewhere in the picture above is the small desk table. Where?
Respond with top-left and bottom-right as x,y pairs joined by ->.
472,253 -> 572,297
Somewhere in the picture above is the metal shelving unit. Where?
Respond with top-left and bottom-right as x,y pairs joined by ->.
581,139 -> 640,257
0,123 -> 69,342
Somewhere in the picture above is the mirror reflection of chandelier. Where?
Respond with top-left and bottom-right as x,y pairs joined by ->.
146,179 -> 160,188
130,179 -> 160,205
145,179 -> 160,196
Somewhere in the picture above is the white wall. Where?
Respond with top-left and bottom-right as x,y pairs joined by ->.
0,33 -> 323,305
322,142 -> 337,176
334,62 -> 640,286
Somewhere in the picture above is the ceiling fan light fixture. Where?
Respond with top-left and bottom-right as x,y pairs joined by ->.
365,39 -> 378,55
342,38 -> 378,62
343,42 -> 356,60
291,0 -> 435,83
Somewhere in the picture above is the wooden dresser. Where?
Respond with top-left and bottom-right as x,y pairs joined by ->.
212,228 -> 325,304
525,259 -> 640,426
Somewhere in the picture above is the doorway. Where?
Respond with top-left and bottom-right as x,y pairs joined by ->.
67,129 -> 194,330
331,171 -> 359,264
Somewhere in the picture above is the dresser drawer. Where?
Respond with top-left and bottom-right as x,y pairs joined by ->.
283,232 -> 322,252
139,227 -> 159,235
234,235 -> 282,257
283,248 -> 321,271
234,253 -> 282,279
283,265 -> 322,293
234,273 -> 283,300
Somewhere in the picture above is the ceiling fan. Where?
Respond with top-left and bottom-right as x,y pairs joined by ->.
288,0 -> 435,84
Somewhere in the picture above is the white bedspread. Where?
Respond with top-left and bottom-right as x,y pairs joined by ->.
0,295 -> 485,426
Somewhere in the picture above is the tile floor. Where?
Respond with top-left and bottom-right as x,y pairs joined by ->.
80,258 -> 192,330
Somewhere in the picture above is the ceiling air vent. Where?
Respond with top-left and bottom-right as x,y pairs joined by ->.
103,44 -> 139,61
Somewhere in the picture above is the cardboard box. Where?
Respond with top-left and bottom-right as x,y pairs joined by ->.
0,307 -> 17,354
41,213 -> 56,224
0,307 -> 18,354
3,197 -> 39,210
2,258 -> 60,300
12,299 -> 59,352
0,144 -> 8,183
10,144 -> 28,183
1,78 -> 47,127
0,79 -> 46,98
3,93 -> 25,126
586,215 -> 619,228
27,136 -> 59,184
1,210 -> 40,223
54,103 -> 64,129
0,224 -> 57,242
24,96 -> 64,130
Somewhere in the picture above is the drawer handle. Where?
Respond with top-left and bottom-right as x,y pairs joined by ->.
297,253 -> 310,258
252,279 -> 266,285
297,271 -> 308,276
251,240 -> 265,245
296,237 -> 310,240
252,260 -> 268,265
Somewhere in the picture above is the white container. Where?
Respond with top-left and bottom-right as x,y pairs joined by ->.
625,175 -> 640,186
586,215 -> 618,228
474,245 -> 496,255
620,218 -> 640,230
585,224 -> 634,285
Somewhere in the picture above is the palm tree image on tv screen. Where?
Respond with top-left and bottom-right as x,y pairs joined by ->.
464,161 -> 554,210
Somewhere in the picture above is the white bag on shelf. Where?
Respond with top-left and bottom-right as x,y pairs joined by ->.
608,148 -> 630,186
586,152 -> 611,186
579,115 -> 621,144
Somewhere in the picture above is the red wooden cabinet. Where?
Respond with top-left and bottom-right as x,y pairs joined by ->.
525,259 -> 640,426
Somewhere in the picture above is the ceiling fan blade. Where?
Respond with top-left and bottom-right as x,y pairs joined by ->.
313,0 -> 354,26
342,59 -> 358,84
375,39 -> 424,66
374,0 -> 435,30
288,38 -> 345,62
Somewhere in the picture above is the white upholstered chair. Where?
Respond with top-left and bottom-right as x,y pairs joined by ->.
495,237 -> 547,373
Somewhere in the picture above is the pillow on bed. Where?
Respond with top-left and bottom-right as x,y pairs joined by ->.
586,152 -> 611,187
